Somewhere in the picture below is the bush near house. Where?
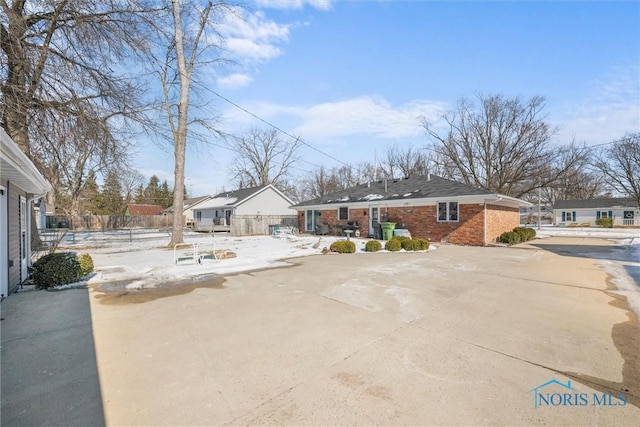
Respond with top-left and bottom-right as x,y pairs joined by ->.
78,253 -> 94,276
513,227 -> 536,242
32,252 -> 83,289
365,240 -> 382,252
500,227 -> 537,245
596,218 -> 613,228
414,238 -> 430,250
385,239 -> 402,252
499,231 -> 522,245
330,240 -> 356,253
401,239 -> 421,251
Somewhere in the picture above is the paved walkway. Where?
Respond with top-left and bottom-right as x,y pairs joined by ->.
88,238 -> 639,425
1,288 -> 105,426
1,237 -> 638,426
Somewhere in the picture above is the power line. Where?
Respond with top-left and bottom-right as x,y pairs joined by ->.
200,85 -> 352,169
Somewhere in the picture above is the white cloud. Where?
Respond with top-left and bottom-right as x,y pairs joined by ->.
255,0 -> 334,11
556,66 -> 640,145
292,96 -> 446,140
220,10 -> 290,64
219,95 -> 447,143
216,73 -> 253,89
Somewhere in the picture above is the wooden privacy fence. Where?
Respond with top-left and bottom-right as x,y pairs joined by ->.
230,215 -> 298,236
46,214 -> 174,230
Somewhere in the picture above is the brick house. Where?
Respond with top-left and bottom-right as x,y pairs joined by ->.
292,175 -> 531,246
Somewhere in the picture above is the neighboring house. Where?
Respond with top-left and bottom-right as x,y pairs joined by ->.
1,128 -> 51,296
192,184 -> 296,229
520,205 -> 553,225
164,195 -> 213,227
553,198 -> 640,227
125,204 -> 164,216
292,175 -> 531,246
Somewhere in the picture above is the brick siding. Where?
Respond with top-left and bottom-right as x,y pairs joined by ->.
485,204 -> 520,244
300,203 -> 519,246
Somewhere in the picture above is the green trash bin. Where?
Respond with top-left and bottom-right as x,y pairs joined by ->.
381,222 -> 396,240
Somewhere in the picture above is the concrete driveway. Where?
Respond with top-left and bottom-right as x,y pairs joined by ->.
87,238 -> 639,426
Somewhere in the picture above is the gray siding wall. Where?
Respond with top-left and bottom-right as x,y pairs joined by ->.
7,182 -> 24,293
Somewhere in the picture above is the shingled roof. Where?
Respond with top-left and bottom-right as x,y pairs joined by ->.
553,197 -> 638,210
293,175 -> 496,207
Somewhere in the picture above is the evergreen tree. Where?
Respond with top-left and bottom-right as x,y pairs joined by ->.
144,175 -> 161,205
159,180 -> 173,209
134,184 -> 145,203
98,169 -> 125,214
81,171 -> 100,215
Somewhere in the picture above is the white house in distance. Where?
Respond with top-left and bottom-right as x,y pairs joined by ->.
192,184 -> 296,232
164,195 -> 213,227
1,128 -> 51,296
553,198 -> 640,227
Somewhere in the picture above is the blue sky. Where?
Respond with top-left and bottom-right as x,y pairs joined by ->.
135,0 -> 640,197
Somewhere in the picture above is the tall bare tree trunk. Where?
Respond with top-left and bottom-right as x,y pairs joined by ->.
168,0 -> 191,246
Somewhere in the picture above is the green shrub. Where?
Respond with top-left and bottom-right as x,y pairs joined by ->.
385,239 -> 402,251
390,235 -> 410,244
330,240 -> 356,253
499,231 -> 522,245
365,240 -> 382,252
414,238 -> 430,250
595,218 -> 613,228
31,252 -> 82,289
401,239 -> 421,251
513,227 -> 536,242
78,253 -> 94,276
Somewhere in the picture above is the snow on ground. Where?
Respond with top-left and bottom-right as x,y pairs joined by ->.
55,231 -> 413,291
44,226 -> 640,317
536,225 -> 640,317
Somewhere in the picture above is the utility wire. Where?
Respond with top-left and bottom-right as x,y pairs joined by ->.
201,86 -> 352,169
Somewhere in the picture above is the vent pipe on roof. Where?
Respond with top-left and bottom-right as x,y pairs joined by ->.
427,173 -> 431,181
384,179 -> 387,195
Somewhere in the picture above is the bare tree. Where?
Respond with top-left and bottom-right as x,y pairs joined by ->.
149,0 -> 232,246
228,128 -> 302,189
1,0 -> 152,215
421,94 -> 587,199
378,145 -> 428,178
593,133 -> 640,207
29,113 -> 131,218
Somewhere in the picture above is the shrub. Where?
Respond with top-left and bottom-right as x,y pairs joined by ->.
513,227 -> 536,242
31,252 -> 82,289
595,218 -> 613,228
78,253 -> 94,276
390,235 -> 410,244
365,240 -> 382,252
330,240 -> 356,253
414,238 -> 430,250
499,231 -> 522,245
384,239 -> 402,252
401,239 -> 421,251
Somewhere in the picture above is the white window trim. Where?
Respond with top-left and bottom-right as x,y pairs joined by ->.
437,201 -> 459,222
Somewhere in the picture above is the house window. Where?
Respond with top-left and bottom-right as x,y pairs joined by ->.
338,207 -> 349,221
437,202 -> 459,222
596,210 -> 613,219
561,211 -> 576,222
196,211 -> 202,221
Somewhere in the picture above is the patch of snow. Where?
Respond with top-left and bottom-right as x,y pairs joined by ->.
403,193 -> 412,197
360,194 -> 384,201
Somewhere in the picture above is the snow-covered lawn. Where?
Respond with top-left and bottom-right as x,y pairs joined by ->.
35,226 -> 640,317
54,231 -> 423,290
